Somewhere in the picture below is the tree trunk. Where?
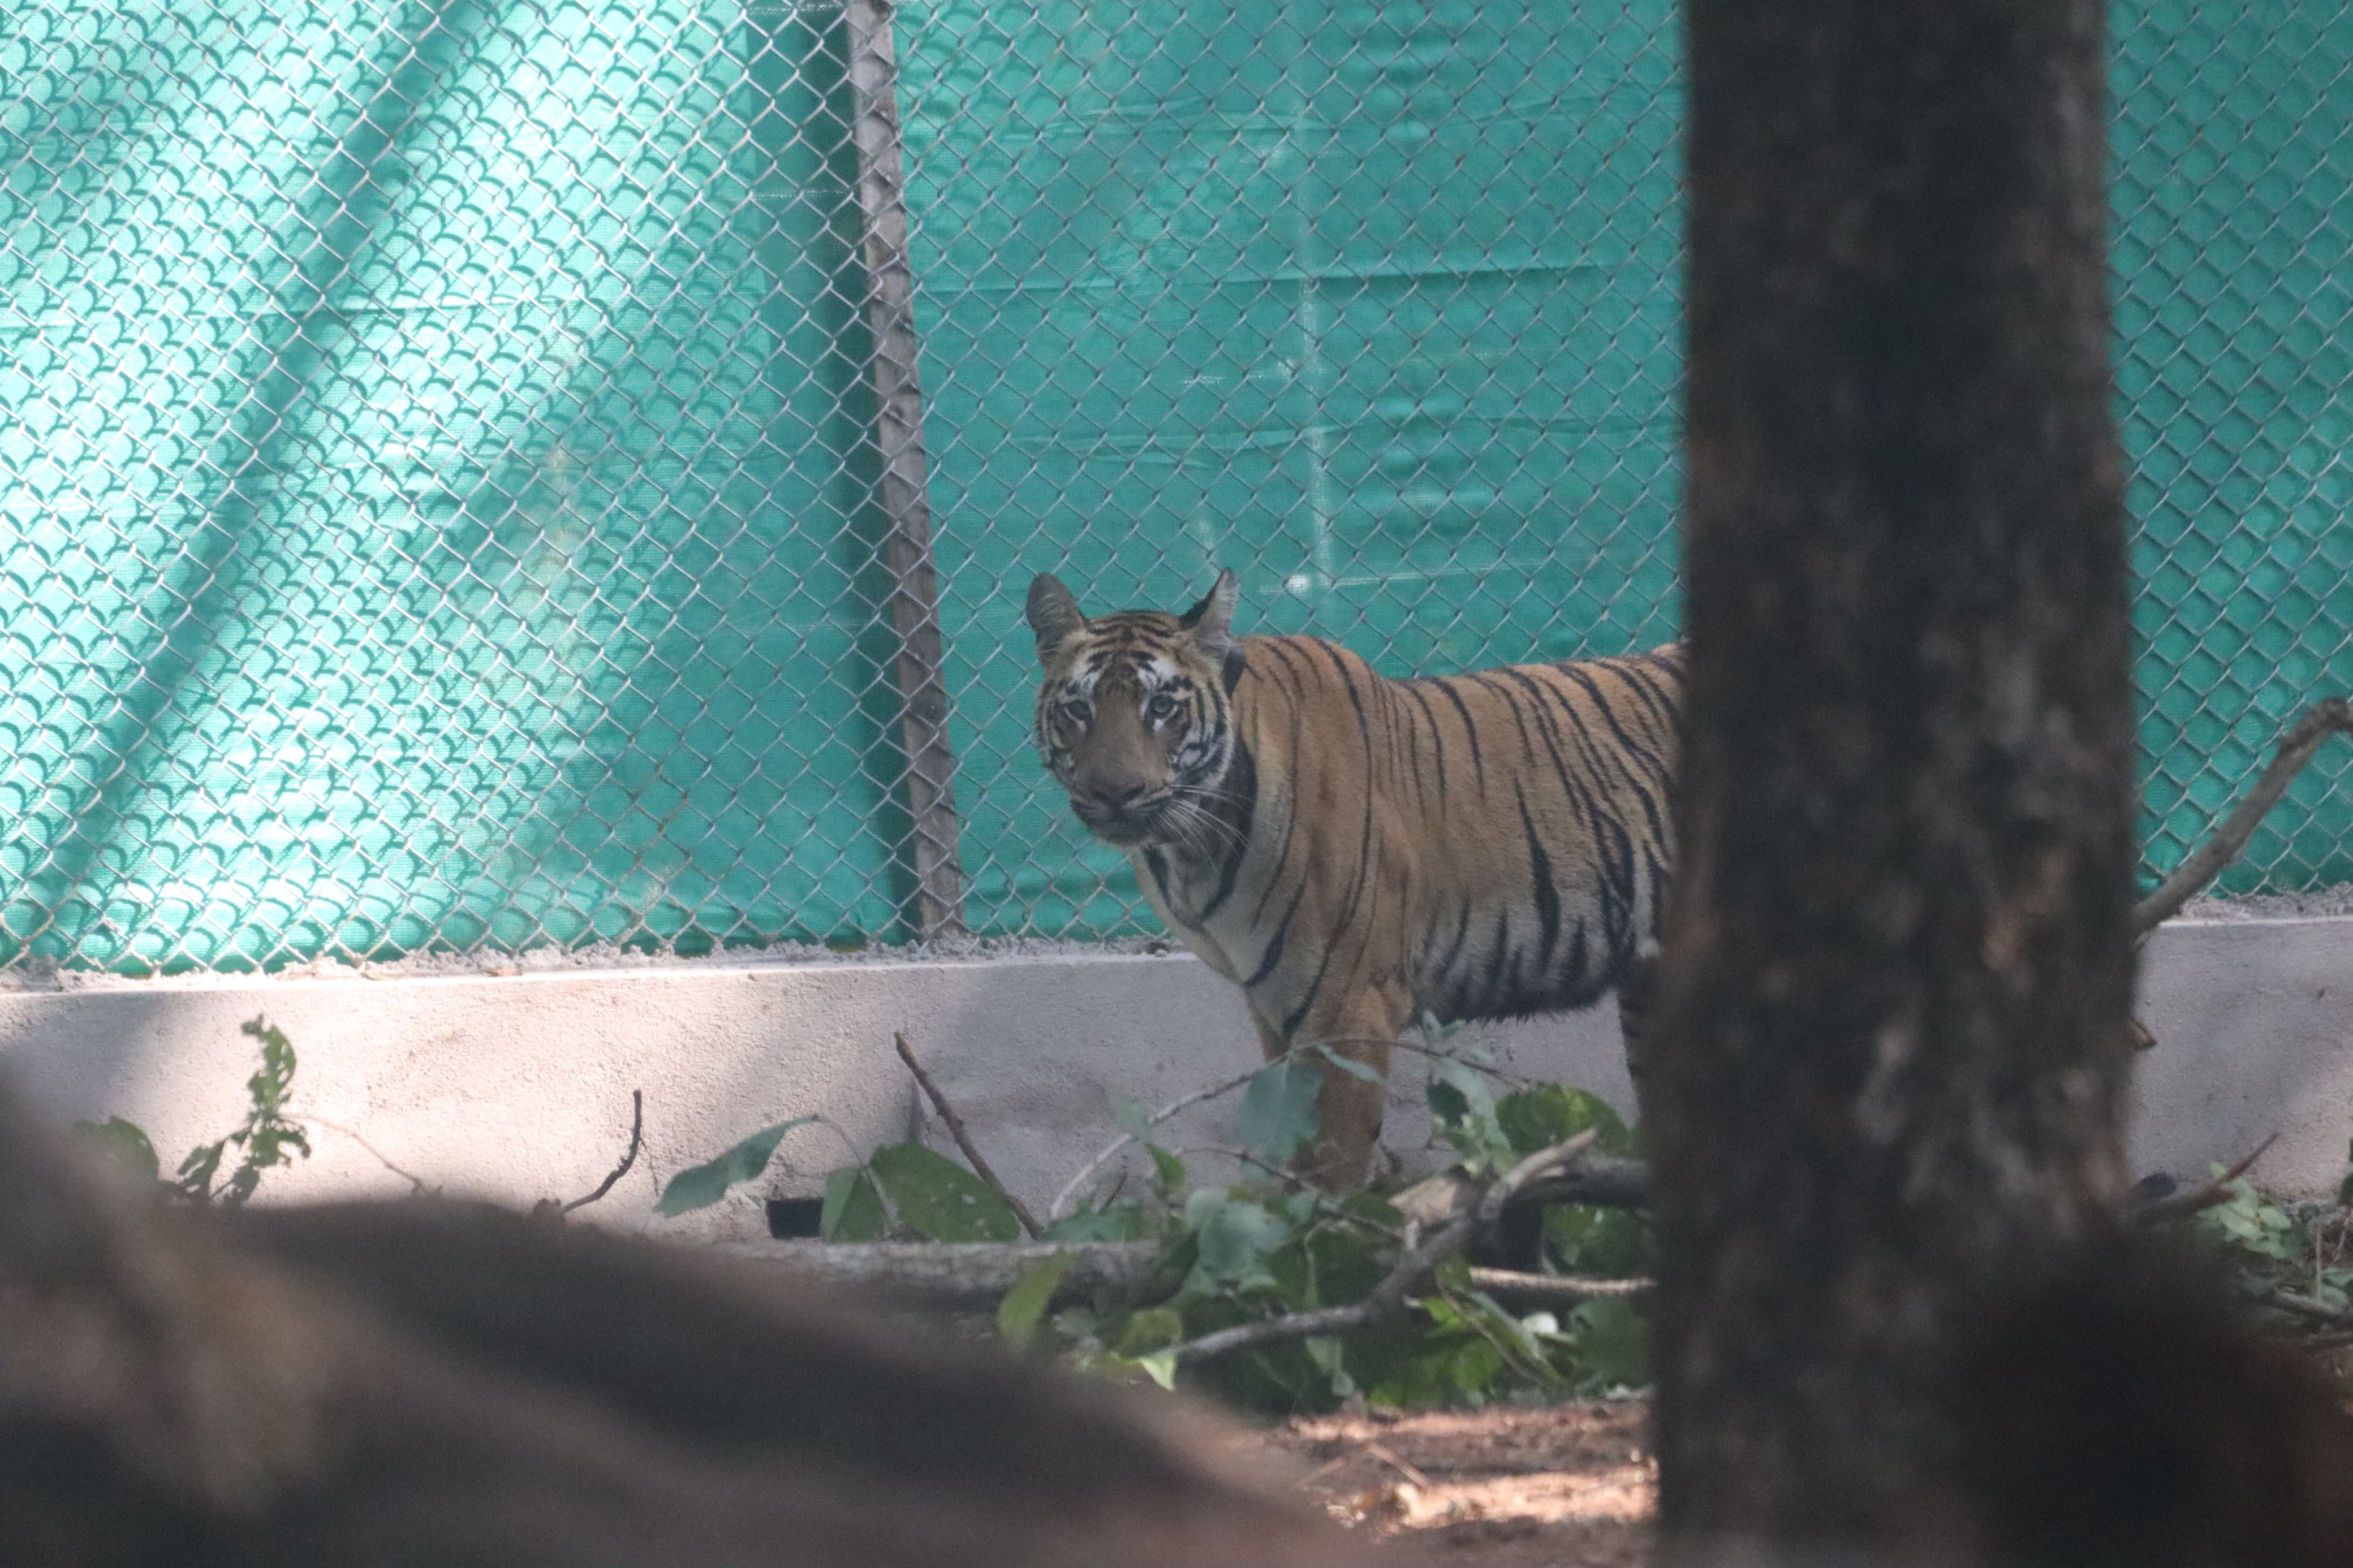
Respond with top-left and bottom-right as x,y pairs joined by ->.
1652,0 -> 2135,1551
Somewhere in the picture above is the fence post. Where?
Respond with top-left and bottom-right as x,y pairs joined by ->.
844,0 -> 967,941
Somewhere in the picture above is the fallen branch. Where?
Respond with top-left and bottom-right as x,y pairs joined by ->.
2122,1133 -> 2276,1228
1169,1132 -> 1598,1367
1391,1148 -> 1650,1239
895,1033 -> 1041,1238
2134,697 -> 2353,934
2254,1285 -> 2353,1331
1360,1441 -> 1433,1491
1466,1267 -> 1653,1304
1507,1155 -> 1650,1211
559,1089 -> 644,1215
719,1239 -> 1157,1305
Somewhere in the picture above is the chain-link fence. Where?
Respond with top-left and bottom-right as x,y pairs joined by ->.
2,0 -> 2349,975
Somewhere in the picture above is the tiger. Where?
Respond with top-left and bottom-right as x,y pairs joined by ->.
1026,568 -> 1683,1191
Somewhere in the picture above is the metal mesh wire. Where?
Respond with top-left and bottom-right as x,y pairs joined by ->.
2,0 -> 2348,974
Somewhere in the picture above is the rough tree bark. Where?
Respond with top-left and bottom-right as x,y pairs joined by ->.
1651,0 -> 2136,1553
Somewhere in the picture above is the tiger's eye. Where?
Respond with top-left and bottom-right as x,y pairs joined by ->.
1145,692 -> 1182,724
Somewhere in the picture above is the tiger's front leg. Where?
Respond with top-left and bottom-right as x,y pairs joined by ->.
1615,952 -> 1661,1126
1250,992 -> 1406,1194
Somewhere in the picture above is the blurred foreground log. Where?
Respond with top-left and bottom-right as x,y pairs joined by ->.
0,1082 -> 1359,1568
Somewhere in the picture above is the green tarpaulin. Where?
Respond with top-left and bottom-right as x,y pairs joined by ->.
1,0 -> 2347,972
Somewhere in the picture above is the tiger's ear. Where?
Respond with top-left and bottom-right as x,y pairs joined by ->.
1178,568 -> 1239,662
1025,574 -> 1086,662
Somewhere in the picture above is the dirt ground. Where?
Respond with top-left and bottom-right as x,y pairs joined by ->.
1244,1397 -> 1656,1567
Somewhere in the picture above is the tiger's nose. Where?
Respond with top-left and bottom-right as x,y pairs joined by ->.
1094,781 -> 1147,807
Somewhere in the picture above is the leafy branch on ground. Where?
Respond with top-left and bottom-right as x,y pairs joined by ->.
2177,1143 -> 2353,1358
661,1023 -> 1654,1414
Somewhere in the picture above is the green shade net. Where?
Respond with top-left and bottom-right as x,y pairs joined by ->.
0,0 -> 2347,974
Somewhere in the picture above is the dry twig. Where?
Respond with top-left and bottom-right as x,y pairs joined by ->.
2122,1131 -> 2276,1228
896,1033 -> 1041,1237
2134,697 -> 2353,934
1391,1150 -> 1650,1245
1360,1441 -> 1433,1491
1050,1062 -> 1270,1220
287,1114 -> 432,1196
559,1089 -> 644,1215
2255,1285 -> 2353,1331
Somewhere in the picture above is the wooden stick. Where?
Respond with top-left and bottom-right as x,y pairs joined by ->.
2134,697 -> 2353,934
722,1239 -> 1155,1304
2121,1132 -> 2276,1228
2256,1285 -> 2353,1331
1391,1150 -> 1650,1239
897,1033 -> 1041,1237
1360,1441 -> 1433,1492
1466,1267 -> 1652,1303
561,1090 -> 644,1215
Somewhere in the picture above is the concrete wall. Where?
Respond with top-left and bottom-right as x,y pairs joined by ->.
0,916 -> 2344,1241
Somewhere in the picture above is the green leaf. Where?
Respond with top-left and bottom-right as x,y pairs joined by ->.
1113,1306 -> 1187,1358
1304,1333 -> 1355,1399
70,1117 -> 160,1185
1303,1217 -> 1386,1306
1309,1043 -> 1385,1084
869,1142 -> 1022,1242
820,1164 -> 889,1241
239,1016 -> 298,1118
1568,1297 -> 1652,1387
657,1116 -> 817,1217
1428,1058 -> 1498,1131
1192,1194 -> 1293,1285
1445,1338 -> 1506,1399
1497,1083 -> 1632,1158
1149,1144 -> 1187,1199
997,1251 -> 1073,1352
220,1119 -> 311,1208
1236,1059 -> 1321,1165
1134,1350 -> 1178,1391
1112,1098 -> 1154,1142
174,1139 -> 226,1203
1544,1203 -> 1650,1276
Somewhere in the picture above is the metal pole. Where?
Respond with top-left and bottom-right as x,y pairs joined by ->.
844,0 -> 966,940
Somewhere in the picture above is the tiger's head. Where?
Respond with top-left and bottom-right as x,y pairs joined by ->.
1026,570 -> 1246,850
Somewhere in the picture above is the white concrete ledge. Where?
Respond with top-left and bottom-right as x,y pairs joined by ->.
0,917 -> 2345,1241
2132,915 -> 2353,1198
